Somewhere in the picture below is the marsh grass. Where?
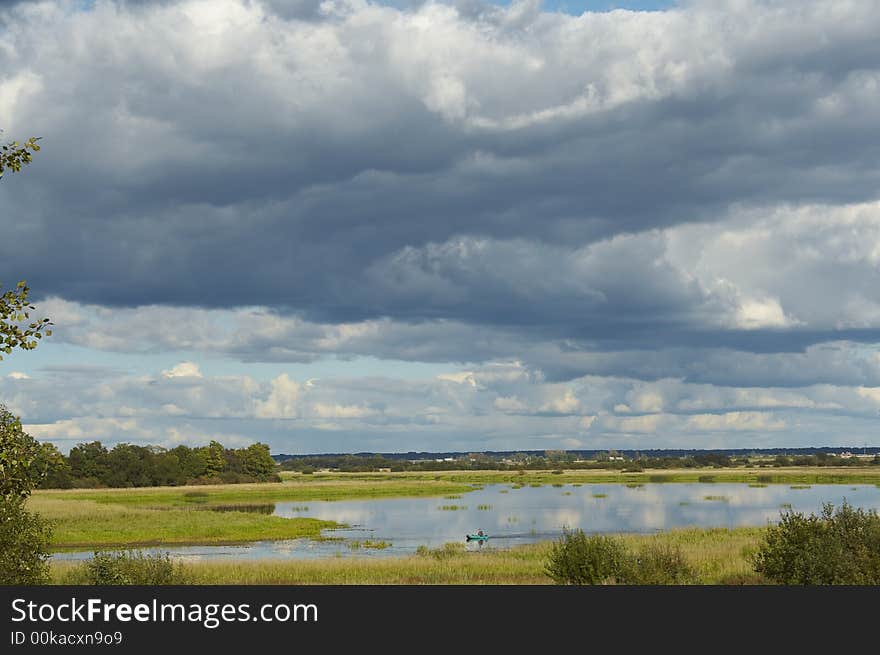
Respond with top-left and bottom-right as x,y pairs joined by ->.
348,539 -> 391,550
203,504 -> 275,514
49,527 -> 765,585
438,505 -> 467,511
703,496 -> 730,502
477,504 -> 492,510
62,551 -> 191,585
592,493 -> 607,499
789,485 -> 812,489
362,540 -> 391,550
748,484 -> 768,488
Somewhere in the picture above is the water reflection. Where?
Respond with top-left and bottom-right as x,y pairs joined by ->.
53,483 -> 880,561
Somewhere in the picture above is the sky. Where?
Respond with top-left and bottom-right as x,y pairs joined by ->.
2,0 -> 880,454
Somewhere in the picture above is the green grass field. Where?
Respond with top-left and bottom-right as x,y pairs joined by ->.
29,497 -> 338,549
49,526 -> 765,585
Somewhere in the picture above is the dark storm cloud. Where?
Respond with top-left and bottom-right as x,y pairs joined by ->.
2,0 -> 880,354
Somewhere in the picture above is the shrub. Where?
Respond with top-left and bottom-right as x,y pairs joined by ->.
753,502 -> 880,585
0,497 -> 51,584
623,543 -> 697,585
545,531 -> 698,585
82,550 -> 191,585
544,530 -> 628,584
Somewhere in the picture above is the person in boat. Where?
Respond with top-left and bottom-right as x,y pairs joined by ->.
477,529 -> 485,537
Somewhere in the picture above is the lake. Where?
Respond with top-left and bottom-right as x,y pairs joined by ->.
52,482 -> 880,561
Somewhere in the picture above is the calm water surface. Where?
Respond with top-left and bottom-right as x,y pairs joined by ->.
53,483 -> 880,561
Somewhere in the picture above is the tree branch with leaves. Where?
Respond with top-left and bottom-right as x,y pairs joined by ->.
0,136 -> 41,179
0,281 -> 53,360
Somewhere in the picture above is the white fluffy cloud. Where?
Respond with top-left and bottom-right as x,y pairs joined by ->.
162,361 -> 203,378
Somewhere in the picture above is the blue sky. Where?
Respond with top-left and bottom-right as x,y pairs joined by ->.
3,0 -> 880,454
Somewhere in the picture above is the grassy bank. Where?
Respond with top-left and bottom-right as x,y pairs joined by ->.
348,467 -> 880,485
29,497 -> 338,550
49,526 -> 764,585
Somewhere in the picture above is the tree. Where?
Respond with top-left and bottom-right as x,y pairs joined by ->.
35,442 -> 73,489
241,443 -> 278,480
202,440 -> 226,477
0,407 -> 46,498
68,441 -> 110,484
0,406 -> 51,584
1,133 -> 53,583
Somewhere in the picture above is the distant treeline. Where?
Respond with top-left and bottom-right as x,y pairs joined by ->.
276,446 -> 880,462
35,440 -> 280,489
280,451 -> 880,473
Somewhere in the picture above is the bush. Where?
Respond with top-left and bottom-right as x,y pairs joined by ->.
0,498 -> 51,584
753,502 -> 880,585
623,543 -> 696,585
544,530 -> 628,584
82,550 -> 191,585
545,531 -> 697,585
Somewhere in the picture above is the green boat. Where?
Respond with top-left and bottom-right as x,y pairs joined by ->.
466,534 -> 489,541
